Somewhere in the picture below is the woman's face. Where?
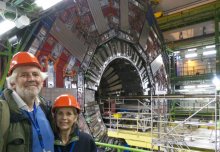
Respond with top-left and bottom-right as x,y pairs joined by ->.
55,107 -> 78,132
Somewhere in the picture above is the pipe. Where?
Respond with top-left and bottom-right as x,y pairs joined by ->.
95,142 -> 151,152
0,48 -> 13,91
98,94 -> 219,99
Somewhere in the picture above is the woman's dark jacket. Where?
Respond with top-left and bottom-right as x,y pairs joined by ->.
54,127 -> 97,152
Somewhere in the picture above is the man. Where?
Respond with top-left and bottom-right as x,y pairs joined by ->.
0,52 -> 54,152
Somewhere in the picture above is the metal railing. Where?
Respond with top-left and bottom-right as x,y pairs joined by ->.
96,142 -> 150,152
100,98 -> 153,132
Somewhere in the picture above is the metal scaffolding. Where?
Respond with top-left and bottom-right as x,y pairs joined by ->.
99,93 -> 220,151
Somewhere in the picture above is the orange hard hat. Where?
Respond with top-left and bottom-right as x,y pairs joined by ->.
52,94 -> 80,113
8,52 -> 41,76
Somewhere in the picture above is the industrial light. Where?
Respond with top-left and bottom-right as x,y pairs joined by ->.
212,76 -> 220,90
184,85 -> 195,89
185,53 -> 197,58
174,51 -> 180,54
35,0 -> 63,10
205,45 -> 215,49
188,48 -> 197,51
8,35 -> 18,45
15,15 -> 30,29
176,89 -> 189,92
176,55 -> 181,60
197,84 -> 211,88
203,50 -> 216,56
0,19 -> 16,36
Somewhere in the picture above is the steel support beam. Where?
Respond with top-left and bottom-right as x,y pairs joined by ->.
166,33 -> 215,50
215,15 -> 220,75
120,0 -> 129,31
170,73 -> 214,83
99,94 -> 218,99
87,0 -> 109,34
0,46 -> 13,91
157,1 -> 220,31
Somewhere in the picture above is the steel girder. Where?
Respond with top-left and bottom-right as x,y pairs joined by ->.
157,1 -> 220,31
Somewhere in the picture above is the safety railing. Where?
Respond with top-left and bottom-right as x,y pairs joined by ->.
100,98 -> 153,132
175,61 -> 216,76
96,142 -> 151,152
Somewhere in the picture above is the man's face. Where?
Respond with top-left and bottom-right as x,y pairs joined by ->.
13,66 -> 44,99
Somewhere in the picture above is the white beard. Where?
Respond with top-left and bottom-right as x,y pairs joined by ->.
16,84 -> 42,104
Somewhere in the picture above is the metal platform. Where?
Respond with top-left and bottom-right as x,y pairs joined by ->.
108,128 -> 158,150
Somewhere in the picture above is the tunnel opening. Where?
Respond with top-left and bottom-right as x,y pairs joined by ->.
96,58 -> 143,98
95,58 -> 148,132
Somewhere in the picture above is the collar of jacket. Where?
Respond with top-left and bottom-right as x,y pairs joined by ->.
54,127 -> 79,146
3,88 -> 44,123
11,90 -> 40,112
3,89 -> 28,122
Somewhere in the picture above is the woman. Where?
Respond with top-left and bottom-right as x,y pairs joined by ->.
52,94 -> 97,152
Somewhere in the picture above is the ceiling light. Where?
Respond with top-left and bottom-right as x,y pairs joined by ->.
184,85 -> 195,89
15,15 -> 30,29
8,35 -> 18,45
205,45 -> 215,49
0,2 -> 6,13
176,89 -> 189,92
188,48 -> 197,51
35,0 -> 63,10
174,51 -> 180,54
176,55 -> 181,60
197,84 -> 211,88
0,19 -> 16,36
212,76 -> 220,90
203,50 -> 216,56
185,53 -> 197,58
